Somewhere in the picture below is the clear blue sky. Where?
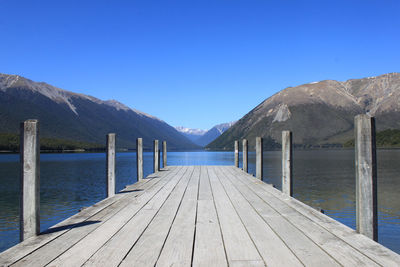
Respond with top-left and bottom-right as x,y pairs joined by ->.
1,0 -> 399,129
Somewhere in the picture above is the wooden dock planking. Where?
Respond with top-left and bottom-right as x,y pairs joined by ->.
224,166 -> 376,266
192,166 -> 227,267
0,169 -> 159,267
216,166 -> 338,267
208,166 -> 264,265
155,166 -> 200,266
228,166 -> 400,266
45,166 -> 187,267
213,166 -> 305,266
119,166 -> 195,266
9,166 -> 181,267
226,166 -> 380,266
83,166 -> 192,267
1,165 -> 400,267
118,166 -> 195,267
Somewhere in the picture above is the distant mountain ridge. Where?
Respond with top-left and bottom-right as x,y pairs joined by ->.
196,122 -> 236,147
0,73 -> 198,150
174,127 -> 207,135
207,73 -> 400,150
174,126 -> 207,143
176,122 -> 236,147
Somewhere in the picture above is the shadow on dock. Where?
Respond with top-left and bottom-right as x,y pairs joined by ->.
41,221 -> 101,234
119,189 -> 144,194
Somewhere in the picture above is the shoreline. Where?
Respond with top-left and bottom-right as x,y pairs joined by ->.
2,147 -> 400,154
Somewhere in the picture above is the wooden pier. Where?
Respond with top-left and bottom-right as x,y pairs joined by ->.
1,116 -> 400,266
1,165 -> 399,266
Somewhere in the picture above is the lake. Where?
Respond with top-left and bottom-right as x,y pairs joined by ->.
0,150 -> 399,254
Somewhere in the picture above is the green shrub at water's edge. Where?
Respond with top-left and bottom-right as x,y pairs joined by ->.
343,129 -> 400,148
0,133 -> 19,151
0,133 -> 104,152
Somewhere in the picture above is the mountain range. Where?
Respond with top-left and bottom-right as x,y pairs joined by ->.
174,127 -> 207,143
4,72 -> 399,151
175,122 -> 236,147
0,73 -> 198,150
207,73 -> 400,150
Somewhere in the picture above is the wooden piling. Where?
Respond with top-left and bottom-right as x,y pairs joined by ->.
20,119 -> 40,241
162,141 -> 167,168
282,131 -> 293,196
158,147 -> 161,171
256,137 -> 263,180
355,115 -> 378,241
154,140 -> 159,173
106,133 -> 116,198
136,138 -> 143,181
243,139 -> 248,173
234,140 -> 239,167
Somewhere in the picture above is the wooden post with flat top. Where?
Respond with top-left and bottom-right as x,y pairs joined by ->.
234,140 -> 239,167
282,131 -> 293,196
106,133 -> 116,198
355,114 -> 378,241
20,119 -> 40,241
136,138 -> 143,181
154,140 -> 159,173
162,141 -> 167,168
256,137 -> 263,180
242,139 -> 248,173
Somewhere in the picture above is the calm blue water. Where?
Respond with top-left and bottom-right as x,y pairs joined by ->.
0,150 -> 399,254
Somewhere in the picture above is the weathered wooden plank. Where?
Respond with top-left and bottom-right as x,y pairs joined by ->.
106,133 -> 116,198
192,166 -> 227,267
207,166 -> 262,264
19,119 -> 40,241
83,166 -> 192,267
220,166 -> 340,267
46,167 -> 187,267
10,167 -> 182,267
155,166 -> 201,266
230,260 -> 265,267
193,200 -> 228,267
0,171 -> 156,267
355,114 -> 378,241
229,166 -> 400,266
119,166 -> 196,267
215,166 -> 304,267
197,166 -> 213,201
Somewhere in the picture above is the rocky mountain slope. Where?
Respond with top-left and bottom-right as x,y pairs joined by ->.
0,73 -> 198,150
207,73 -> 400,150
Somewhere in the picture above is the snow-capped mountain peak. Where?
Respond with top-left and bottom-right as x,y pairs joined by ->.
175,127 -> 207,136
175,121 -> 236,147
